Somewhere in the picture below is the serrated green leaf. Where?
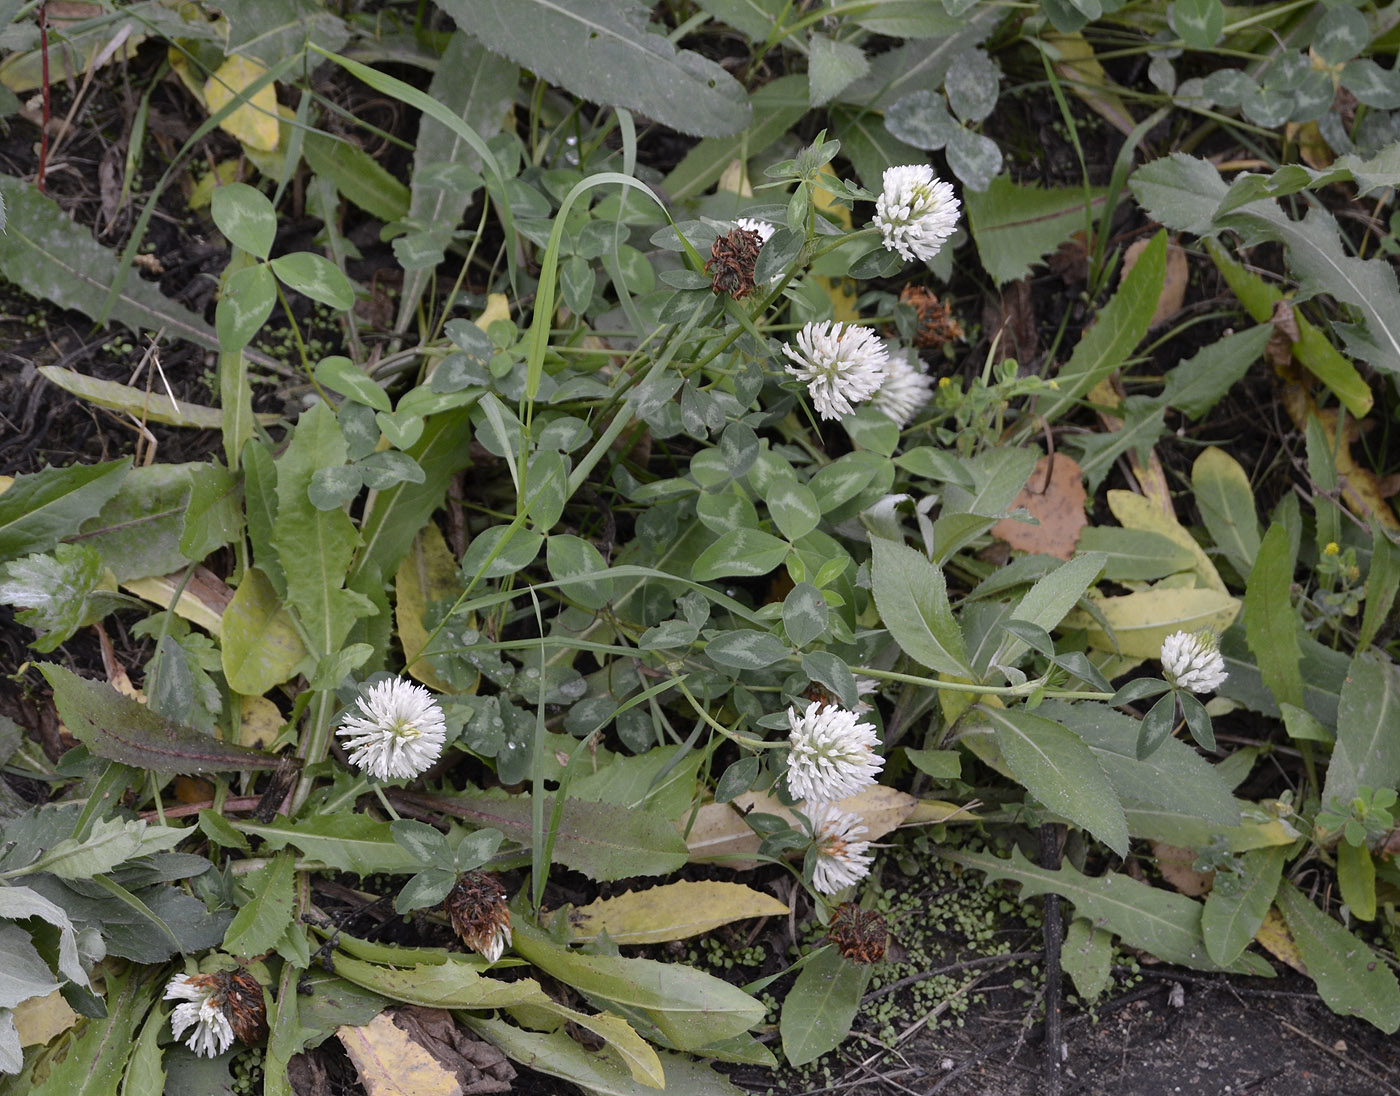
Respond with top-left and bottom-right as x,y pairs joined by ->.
1201,846 -> 1284,966
1321,650 -> 1400,813
951,846 -> 1270,973
1039,232 -> 1165,422
28,817 -> 186,880
224,852 -> 296,958
1276,882 -> 1400,1032
233,814 -> 420,875
1158,323 -> 1273,420
0,459 -> 130,562
37,663 -> 284,774
440,0 -> 750,138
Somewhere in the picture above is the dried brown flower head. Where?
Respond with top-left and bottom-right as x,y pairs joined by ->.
181,969 -> 269,1046
898,286 -> 963,349
445,871 -> 513,963
827,902 -> 888,964
707,227 -> 763,299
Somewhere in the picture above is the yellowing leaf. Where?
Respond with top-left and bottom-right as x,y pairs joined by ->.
1063,586 -> 1241,659
12,990 -> 77,1047
204,56 -> 280,153
475,292 -> 512,333
1042,31 -> 1136,137
123,565 -> 233,637
1254,907 -> 1305,973
187,160 -> 241,211
1278,387 -> 1400,533
548,881 -> 789,945
338,1012 -> 462,1096
395,525 -> 462,693
1108,488 -> 1228,593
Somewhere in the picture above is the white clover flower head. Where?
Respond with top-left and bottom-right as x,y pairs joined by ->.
806,801 -> 874,895
1160,630 -> 1228,694
165,974 -> 236,1059
871,345 -> 935,427
873,165 -> 960,263
337,678 -> 448,781
786,701 -> 884,803
782,321 -> 889,421
734,217 -> 775,244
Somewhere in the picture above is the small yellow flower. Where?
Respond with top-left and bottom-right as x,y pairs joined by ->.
938,376 -> 952,388
1048,379 -> 1060,390
1324,542 -> 1340,556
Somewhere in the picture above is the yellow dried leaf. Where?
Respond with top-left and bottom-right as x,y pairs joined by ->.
475,292 -> 511,333
1278,387 -> 1400,533
548,881 -> 788,945
187,160 -> 241,211
1062,586 -> 1241,659
716,159 -> 753,197
204,56 -> 280,153
1254,907 -> 1306,973
813,165 -> 860,324
395,525 -> 462,693
338,1012 -> 463,1096
12,990 -> 77,1047
123,567 -> 231,637
1042,31 -> 1136,137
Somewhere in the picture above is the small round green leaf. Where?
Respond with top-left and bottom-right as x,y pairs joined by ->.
216,263 -> 277,353
269,252 -> 356,310
211,182 -> 276,260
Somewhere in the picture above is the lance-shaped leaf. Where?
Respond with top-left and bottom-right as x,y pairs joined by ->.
870,535 -> 970,676
394,789 -> 688,881
438,0 -> 750,138
37,663 -> 285,774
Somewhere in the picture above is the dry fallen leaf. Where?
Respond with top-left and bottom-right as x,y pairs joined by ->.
990,454 -> 1087,560
686,785 -> 917,865
338,1012 -> 464,1096
1151,841 -> 1214,897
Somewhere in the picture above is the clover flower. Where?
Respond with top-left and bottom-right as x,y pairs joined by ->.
827,902 -> 888,963
337,678 -> 448,781
165,973 -> 237,1058
806,801 -> 875,895
1160,630 -> 1228,694
734,217 -> 775,244
445,871 -> 513,963
786,700 -> 884,803
782,321 -> 889,421
871,346 -> 935,427
873,165 -> 960,263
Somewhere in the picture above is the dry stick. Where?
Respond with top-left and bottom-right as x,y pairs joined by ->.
1039,822 -> 1066,1096
1276,1019 -> 1400,1096
37,3 -> 49,191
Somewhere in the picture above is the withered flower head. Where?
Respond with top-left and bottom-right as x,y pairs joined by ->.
445,871 -> 513,963
165,969 -> 268,1056
898,286 -> 964,349
827,903 -> 888,964
706,227 -> 764,299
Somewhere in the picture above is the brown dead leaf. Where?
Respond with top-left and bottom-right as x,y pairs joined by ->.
338,1012 -> 464,1096
391,1008 -> 515,1095
990,454 -> 1087,560
1151,842 -> 1214,897
1123,237 -> 1188,327
983,278 -> 1037,366
288,1051 -> 332,1096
